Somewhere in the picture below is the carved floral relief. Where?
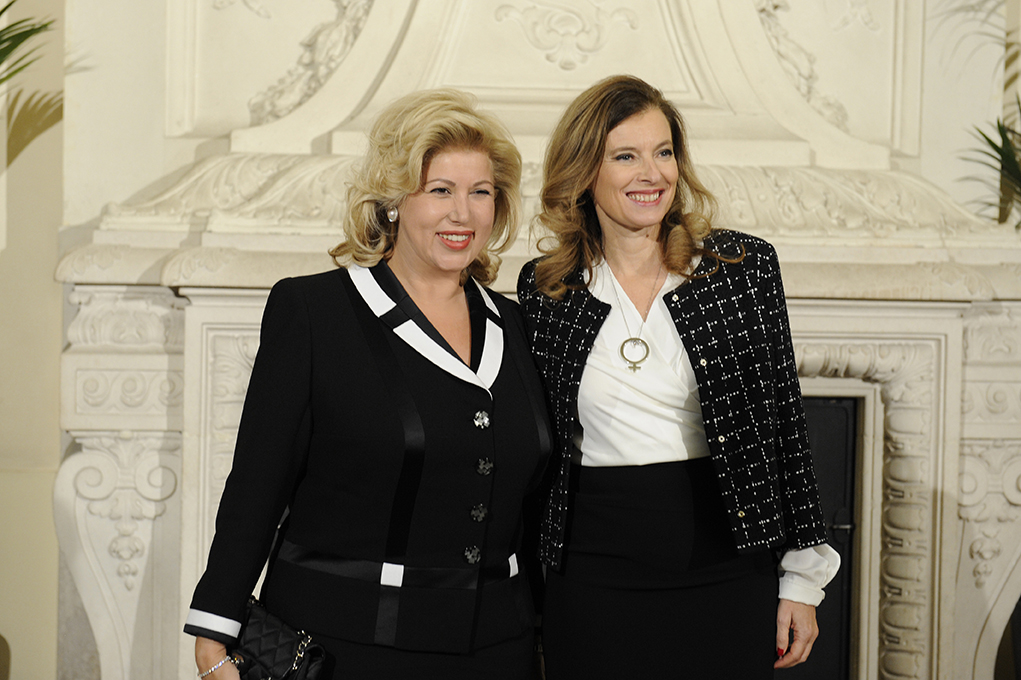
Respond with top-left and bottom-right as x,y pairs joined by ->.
249,0 -> 374,124
495,1 -> 638,70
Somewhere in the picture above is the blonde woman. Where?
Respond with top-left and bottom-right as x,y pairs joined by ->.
186,89 -> 551,679
518,75 -> 839,678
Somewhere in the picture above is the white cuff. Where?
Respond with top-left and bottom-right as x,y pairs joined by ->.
185,609 -> 242,638
777,543 -> 841,606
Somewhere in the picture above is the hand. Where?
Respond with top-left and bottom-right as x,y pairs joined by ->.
774,599 -> 818,669
195,636 -> 241,680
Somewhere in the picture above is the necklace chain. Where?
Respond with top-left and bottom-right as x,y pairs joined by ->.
609,263 -> 664,372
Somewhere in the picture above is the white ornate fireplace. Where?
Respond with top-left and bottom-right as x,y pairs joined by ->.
54,2 -> 1021,679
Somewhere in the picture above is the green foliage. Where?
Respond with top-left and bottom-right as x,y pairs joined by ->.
0,0 -> 53,89
966,98 -> 1021,229
0,0 -> 59,168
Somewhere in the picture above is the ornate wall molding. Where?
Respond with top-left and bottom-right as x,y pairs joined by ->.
960,440 -> 1021,584
213,0 -> 271,19
56,155 -> 1021,293
66,288 -> 186,351
201,330 -> 259,541
755,0 -> 850,131
956,302 -> 1021,679
494,1 -> 638,71
796,339 -> 943,680
94,156 -> 1010,243
963,306 -> 1021,364
249,1 -> 374,124
53,431 -> 181,680
834,0 -> 880,32
61,287 -> 187,432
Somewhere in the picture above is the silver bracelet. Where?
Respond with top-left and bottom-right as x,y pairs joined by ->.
198,654 -> 237,678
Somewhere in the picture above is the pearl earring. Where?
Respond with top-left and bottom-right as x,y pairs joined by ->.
387,207 -> 399,223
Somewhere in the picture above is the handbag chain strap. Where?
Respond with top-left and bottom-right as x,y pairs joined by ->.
292,632 -> 312,672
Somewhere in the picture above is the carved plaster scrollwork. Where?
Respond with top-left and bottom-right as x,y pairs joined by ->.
99,154 -> 1006,245
67,288 -> 186,351
795,341 -> 938,680
71,433 -> 179,590
963,306 -> 1021,363
54,431 -> 181,680
959,441 -> 1021,586
100,153 -> 357,234
56,244 -> 134,281
495,1 -> 638,70
962,383 -> 1021,423
699,165 -> 1005,241
249,1 -> 374,125
101,154 -> 307,224
756,0 -> 850,131
834,0 -> 881,31
213,0 -> 271,19
62,288 -> 187,428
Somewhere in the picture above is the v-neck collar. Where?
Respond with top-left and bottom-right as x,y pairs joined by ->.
348,262 -> 504,395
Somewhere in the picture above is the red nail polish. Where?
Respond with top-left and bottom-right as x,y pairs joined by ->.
777,648 -> 785,658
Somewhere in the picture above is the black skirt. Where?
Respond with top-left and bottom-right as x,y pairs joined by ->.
542,458 -> 779,679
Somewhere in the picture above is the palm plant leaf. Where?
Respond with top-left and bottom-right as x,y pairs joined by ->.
966,96 -> 1021,227
0,1 -> 53,88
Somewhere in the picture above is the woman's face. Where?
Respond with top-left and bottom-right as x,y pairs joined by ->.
391,148 -> 496,281
590,107 -> 678,237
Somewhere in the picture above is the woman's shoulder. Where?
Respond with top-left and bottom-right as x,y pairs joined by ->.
704,228 -> 776,258
702,229 -> 782,279
263,267 -> 352,314
518,257 -> 541,283
269,266 -> 350,295
515,257 -> 544,300
477,283 -> 519,313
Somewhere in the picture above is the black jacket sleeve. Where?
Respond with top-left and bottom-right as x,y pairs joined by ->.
184,277 -> 313,642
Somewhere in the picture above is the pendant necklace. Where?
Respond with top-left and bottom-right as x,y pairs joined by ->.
610,263 -> 664,372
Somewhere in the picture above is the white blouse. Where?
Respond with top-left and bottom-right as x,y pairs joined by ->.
575,259 -> 839,605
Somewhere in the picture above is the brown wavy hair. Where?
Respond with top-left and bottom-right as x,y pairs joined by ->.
533,75 -> 735,299
330,88 -> 522,286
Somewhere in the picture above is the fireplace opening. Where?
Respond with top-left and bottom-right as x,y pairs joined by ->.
784,396 -> 858,680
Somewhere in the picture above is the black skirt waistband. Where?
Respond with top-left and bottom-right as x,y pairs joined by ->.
562,459 -> 772,588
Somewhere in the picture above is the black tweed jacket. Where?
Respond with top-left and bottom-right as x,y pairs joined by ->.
517,229 -> 828,570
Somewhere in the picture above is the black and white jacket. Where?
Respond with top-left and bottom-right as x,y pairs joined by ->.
517,229 -> 827,570
185,262 -> 551,653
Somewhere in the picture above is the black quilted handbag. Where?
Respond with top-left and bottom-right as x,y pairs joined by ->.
229,597 -> 325,680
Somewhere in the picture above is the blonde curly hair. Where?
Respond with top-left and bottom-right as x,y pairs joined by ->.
330,89 -> 522,286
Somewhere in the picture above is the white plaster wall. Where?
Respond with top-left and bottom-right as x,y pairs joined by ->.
917,1 -> 1006,215
63,0 -> 207,227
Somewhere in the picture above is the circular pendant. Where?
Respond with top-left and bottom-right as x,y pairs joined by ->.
619,337 -> 650,372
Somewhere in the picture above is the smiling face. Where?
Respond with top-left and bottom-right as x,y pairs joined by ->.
390,148 -> 496,282
590,107 -> 679,239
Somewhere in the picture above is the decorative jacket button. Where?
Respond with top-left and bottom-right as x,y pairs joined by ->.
737,510 -> 746,518
471,504 -> 488,522
671,294 -> 679,302
474,411 -> 490,429
717,435 -> 725,443
699,358 -> 707,367
464,546 -> 481,564
476,457 -> 494,475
